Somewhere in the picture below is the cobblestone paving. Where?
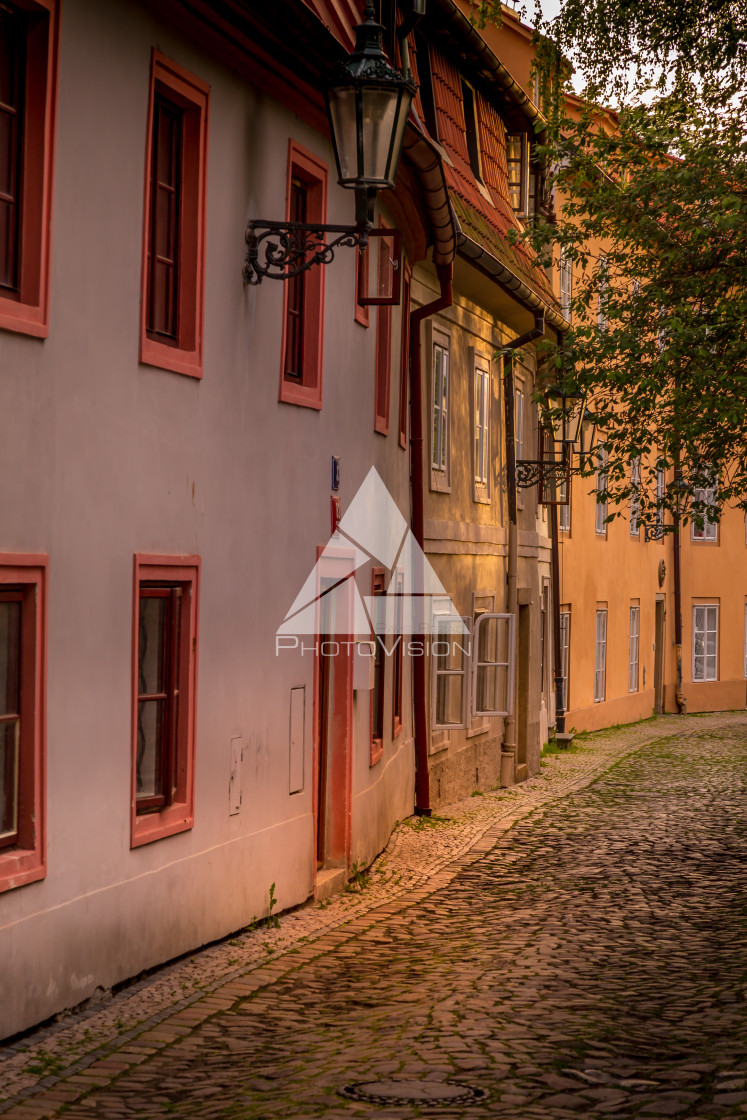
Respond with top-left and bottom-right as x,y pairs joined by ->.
2,713 -> 747,1120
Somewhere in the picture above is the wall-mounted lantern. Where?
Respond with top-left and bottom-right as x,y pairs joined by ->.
244,4 -> 416,285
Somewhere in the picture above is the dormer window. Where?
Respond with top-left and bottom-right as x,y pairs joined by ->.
506,133 -> 528,213
461,79 -> 483,181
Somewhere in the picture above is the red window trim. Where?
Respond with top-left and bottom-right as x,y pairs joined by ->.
354,243 -> 369,327
392,570 -> 404,739
139,51 -> 209,379
278,141 -> 327,409
0,554 -> 47,894
374,222 -> 393,435
0,0 -> 59,339
370,568 -> 386,766
398,265 -> 411,449
131,554 -> 200,848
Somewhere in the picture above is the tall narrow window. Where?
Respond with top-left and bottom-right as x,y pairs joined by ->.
414,30 -> 438,140
597,255 -> 608,331
374,227 -> 393,434
656,465 -> 666,535
433,611 -> 467,728
0,0 -> 58,337
474,356 -> 490,497
140,52 -> 209,378
371,570 -> 386,764
630,456 -> 641,536
506,133 -> 527,212
594,608 -> 607,703
461,80 -> 483,181
515,382 -> 525,462
628,606 -> 640,692
147,97 -> 183,342
0,8 -> 23,294
278,142 -> 327,408
132,555 -> 199,847
283,177 -> 307,381
595,445 -> 608,535
392,571 -> 404,737
431,341 -> 449,475
559,609 -> 570,711
691,472 -> 718,541
559,248 -> 573,320
0,557 -> 47,894
692,604 -> 718,682
558,476 -> 571,532
398,268 -> 410,449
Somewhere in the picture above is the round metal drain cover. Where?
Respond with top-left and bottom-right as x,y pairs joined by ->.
340,1079 -> 487,1105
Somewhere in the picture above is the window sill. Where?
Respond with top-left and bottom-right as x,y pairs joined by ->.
369,739 -> 383,767
466,722 -> 490,739
430,471 -> 451,494
141,336 -> 202,379
0,295 -> 49,339
279,379 -> 323,410
131,803 -> 195,848
0,846 -> 46,894
473,485 -> 490,505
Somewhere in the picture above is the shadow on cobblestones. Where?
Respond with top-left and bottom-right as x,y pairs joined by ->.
3,718 -> 747,1120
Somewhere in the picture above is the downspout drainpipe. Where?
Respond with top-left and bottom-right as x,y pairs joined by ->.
502,312 -> 545,785
411,262 -> 453,815
673,447 -> 686,714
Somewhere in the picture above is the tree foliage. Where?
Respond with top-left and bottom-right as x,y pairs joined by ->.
494,0 -> 747,528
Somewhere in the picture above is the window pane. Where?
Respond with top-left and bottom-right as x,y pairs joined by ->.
0,598 -> 20,716
436,673 -> 463,725
138,595 -> 169,696
136,698 -> 166,798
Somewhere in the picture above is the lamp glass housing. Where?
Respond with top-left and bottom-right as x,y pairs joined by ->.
326,9 -> 416,196
546,388 -> 585,447
579,409 -> 598,458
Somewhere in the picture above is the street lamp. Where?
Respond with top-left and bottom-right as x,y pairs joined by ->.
544,387 -> 585,451
244,5 -> 416,285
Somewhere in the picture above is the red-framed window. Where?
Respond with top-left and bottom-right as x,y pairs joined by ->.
374,223 -> 394,434
279,141 -> 327,409
370,569 -> 386,765
140,51 -> 209,379
354,243 -> 369,327
392,570 -> 404,738
398,267 -> 411,449
132,555 -> 199,847
0,0 -> 58,338
0,555 -> 47,893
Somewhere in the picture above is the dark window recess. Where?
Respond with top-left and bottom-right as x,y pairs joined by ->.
284,176 -> 307,382
506,133 -> 525,212
371,572 -> 386,744
461,81 -> 482,181
147,96 -> 183,341
136,586 -> 183,813
414,30 -> 438,141
0,7 -> 24,292
0,590 -> 22,849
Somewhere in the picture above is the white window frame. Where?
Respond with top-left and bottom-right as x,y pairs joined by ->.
595,444 -> 608,536
559,610 -> 570,711
558,474 -> 571,532
628,605 -> 640,692
430,335 -> 450,491
514,378 -> 525,463
594,608 -> 607,702
655,466 -> 665,533
691,475 -> 718,541
630,456 -> 641,536
597,254 -> 608,331
505,132 -> 528,213
471,612 -> 515,718
559,248 -> 573,320
431,608 -> 469,730
473,353 -> 490,500
692,604 -> 718,682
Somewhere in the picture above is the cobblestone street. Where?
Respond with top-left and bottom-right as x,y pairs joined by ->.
2,713 -> 747,1120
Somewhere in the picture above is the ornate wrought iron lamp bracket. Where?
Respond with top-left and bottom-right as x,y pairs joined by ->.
515,457 -> 569,490
243,219 -> 370,285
